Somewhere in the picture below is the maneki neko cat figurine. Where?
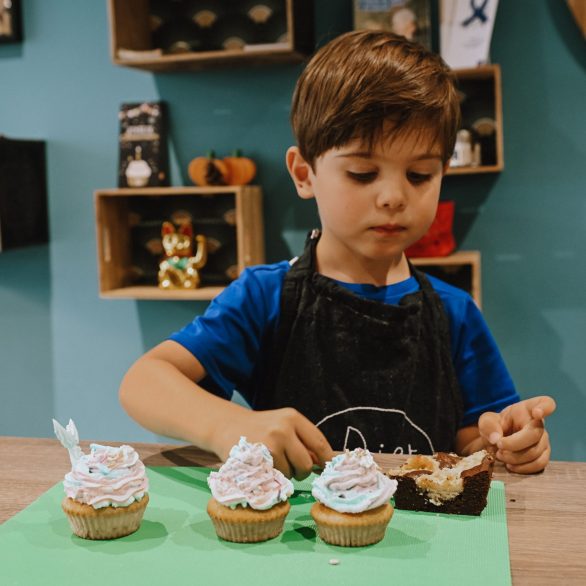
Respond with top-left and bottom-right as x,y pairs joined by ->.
158,221 -> 208,289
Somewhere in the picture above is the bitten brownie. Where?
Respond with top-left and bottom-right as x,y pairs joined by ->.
386,451 -> 494,516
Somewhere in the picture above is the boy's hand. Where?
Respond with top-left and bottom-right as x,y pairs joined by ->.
478,395 -> 556,474
213,407 -> 334,480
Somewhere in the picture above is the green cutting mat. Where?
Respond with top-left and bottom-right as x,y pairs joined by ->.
0,467 -> 511,586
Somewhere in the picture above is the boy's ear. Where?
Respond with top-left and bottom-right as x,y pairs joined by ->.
286,146 -> 314,199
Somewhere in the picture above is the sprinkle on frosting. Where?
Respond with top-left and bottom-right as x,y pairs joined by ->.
63,443 -> 149,509
207,437 -> 294,511
312,448 -> 397,514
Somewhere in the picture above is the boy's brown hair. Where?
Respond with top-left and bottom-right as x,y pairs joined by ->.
291,30 -> 461,167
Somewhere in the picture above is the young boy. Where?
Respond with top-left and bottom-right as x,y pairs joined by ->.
119,31 -> 555,480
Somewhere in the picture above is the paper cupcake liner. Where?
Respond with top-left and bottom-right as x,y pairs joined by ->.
315,520 -> 390,547
311,502 -> 394,547
62,494 -> 149,540
207,498 -> 290,543
210,516 -> 287,543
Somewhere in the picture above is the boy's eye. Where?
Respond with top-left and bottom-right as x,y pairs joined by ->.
407,172 -> 432,184
347,171 -> 378,183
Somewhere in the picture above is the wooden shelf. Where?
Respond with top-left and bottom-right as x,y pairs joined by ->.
411,250 -> 481,307
567,0 -> 586,37
99,285 -> 226,301
107,0 -> 314,72
446,163 -> 502,176
446,64 -> 504,175
95,185 -> 265,301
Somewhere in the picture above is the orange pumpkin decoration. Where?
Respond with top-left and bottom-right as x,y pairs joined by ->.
223,150 -> 257,185
188,151 -> 231,186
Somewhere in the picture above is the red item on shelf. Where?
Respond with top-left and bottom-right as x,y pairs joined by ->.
405,201 -> 456,258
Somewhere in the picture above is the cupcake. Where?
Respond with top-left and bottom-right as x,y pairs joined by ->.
207,436 -> 294,543
311,448 -> 397,546
53,418 -> 149,540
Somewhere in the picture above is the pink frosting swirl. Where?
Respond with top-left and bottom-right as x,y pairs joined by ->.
63,444 -> 149,509
312,448 -> 397,513
207,437 -> 293,510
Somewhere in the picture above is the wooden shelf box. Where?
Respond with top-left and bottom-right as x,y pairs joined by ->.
95,186 -> 264,301
107,0 -> 314,72
446,65 -> 504,175
411,250 -> 481,307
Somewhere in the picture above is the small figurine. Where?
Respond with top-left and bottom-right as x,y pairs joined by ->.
158,221 -> 208,289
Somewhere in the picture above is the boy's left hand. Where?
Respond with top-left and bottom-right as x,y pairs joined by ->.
478,395 -> 556,474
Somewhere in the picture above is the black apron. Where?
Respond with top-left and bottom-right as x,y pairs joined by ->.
255,230 -> 463,455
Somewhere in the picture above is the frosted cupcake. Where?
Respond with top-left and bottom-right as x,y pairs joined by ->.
207,437 -> 294,543
53,419 -> 149,540
311,448 -> 397,546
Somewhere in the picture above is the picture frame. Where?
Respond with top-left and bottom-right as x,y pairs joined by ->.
440,0 -> 499,69
0,136 -> 49,252
118,101 -> 170,189
353,0 -> 432,51
0,0 -> 23,44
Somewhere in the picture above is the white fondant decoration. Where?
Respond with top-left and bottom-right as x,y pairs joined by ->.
52,418 -> 84,466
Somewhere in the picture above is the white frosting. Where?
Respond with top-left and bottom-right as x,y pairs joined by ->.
312,448 -> 397,514
207,437 -> 293,511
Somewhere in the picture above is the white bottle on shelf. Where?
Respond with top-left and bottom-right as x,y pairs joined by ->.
450,129 -> 473,167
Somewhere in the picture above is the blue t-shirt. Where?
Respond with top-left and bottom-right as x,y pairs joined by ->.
170,261 -> 519,427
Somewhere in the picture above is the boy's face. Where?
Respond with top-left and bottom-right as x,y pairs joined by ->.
287,130 -> 446,274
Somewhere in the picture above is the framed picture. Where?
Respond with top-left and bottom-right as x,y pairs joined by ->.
354,0 -> 432,51
118,101 -> 169,188
0,0 -> 23,44
0,137 -> 48,252
440,0 -> 499,69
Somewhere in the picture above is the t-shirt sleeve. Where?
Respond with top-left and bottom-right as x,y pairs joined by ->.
446,294 -> 520,427
168,264 -> 285,401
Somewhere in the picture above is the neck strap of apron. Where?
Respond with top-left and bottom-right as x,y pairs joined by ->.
293,228 -> 433,293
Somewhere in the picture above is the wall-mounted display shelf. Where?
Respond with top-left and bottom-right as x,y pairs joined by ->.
411,250 -> 481,307
447,65 -> 503,176
567,0 -> 586,37
95,186 -> 264,301
107,0 -> 314,72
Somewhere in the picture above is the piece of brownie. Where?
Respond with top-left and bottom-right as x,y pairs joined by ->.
386,450 -> 494,516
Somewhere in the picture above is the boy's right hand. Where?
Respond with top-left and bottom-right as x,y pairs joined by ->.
212,407 -> 334,480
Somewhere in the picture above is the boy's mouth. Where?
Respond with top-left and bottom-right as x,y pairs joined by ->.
370,224 -> 406,235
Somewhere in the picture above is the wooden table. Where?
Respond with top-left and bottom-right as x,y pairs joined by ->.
1,437 -> 585,585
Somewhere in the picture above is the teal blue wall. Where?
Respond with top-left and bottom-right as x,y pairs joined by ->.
1,1 -> 584,460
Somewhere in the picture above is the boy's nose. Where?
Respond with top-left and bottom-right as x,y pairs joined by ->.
375,184 -> 407,210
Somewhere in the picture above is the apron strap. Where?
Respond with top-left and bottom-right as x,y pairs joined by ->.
267,230 -> 320,392
290,229 -> 436,299
288,229 -> 320,275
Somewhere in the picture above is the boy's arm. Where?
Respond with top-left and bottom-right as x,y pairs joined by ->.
119,340 -> 333,479
455,395 -> 556,473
